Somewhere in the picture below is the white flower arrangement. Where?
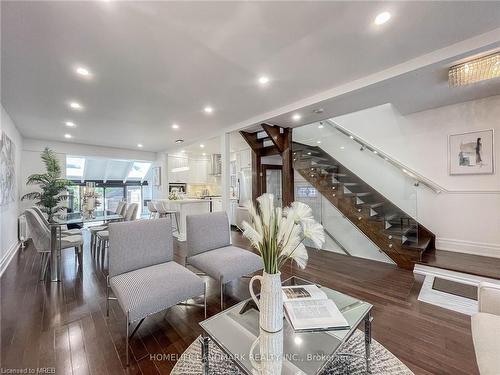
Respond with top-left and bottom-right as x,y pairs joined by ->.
168,191 -> 181,200
242,193 -> 325,274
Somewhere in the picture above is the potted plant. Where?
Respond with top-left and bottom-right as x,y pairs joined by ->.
244,193 -> 325,332
21,148 -> 73,222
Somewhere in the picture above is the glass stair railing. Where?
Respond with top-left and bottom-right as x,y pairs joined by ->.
292,138 -> 435,270
295,177 -> 395,264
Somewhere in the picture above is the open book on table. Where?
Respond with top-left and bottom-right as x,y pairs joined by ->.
282,284 -> 350,332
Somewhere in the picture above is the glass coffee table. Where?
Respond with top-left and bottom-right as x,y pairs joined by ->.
199,276 -> 373,374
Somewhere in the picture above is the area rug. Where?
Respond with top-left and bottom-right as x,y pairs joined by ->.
171,330 -> 414,374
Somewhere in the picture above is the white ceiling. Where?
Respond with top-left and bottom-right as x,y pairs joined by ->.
2,1 -> 500,152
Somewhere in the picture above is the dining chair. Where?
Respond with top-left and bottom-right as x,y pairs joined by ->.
31,206 -> 82,236
96,203 -> 138,259
185,211 -> 263,310
24,209 -> 84,280
106,218 -> 206,365
90,201 -> 127,256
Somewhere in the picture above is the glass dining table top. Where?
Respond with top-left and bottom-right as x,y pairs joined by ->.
50,210 -> 123,225
200,276 -> 373,375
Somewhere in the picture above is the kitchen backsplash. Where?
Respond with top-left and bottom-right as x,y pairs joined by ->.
187,183 -> 222,197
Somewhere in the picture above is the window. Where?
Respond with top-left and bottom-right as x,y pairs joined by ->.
66,157 -> 85,178
127,162 -> 151,180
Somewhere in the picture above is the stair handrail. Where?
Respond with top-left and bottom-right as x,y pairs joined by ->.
325,120 -> 447,194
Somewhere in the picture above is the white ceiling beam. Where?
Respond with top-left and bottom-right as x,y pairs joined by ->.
80,160 -> 87,183
103,160 -> 111,183
140,164 -> 152,184
123,161 -> 134,183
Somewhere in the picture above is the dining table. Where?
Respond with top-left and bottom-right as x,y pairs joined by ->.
49,210 -> 123,282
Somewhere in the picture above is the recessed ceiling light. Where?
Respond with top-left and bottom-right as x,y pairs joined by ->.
137,143 -> 143,148
64,134 -> 72,139
181,149 -> 185,153
317,141 -> 321,144
374,11 -> 391,25
200,144 -> 205,148
349,135 -> 354,139
175,139 -> 184,143
202,152 -> 206,156
172,123 -> 179,129
204,106 -> 213,114
65,121 -> 76,127
69,101 -> 83,110
340,146 -> 345,150
75,66 -> 91,77
258,75 -> 270,85
318,124 -> 324,129
292,113 -> 301,121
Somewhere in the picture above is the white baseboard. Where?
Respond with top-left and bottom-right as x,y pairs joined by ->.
0,241 -> 21,277
436,237 -> 500,258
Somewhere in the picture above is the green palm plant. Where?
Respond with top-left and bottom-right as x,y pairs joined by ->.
21,147 -> 73,222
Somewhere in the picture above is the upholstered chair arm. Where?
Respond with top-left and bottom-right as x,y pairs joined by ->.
478,282 -> 500,315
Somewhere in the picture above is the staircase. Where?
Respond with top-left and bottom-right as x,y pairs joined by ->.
293,141 -> 435,270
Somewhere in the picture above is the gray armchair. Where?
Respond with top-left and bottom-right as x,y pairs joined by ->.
106,218 -> 206,366
472,282 -> 500,375
186,211 -> 263,310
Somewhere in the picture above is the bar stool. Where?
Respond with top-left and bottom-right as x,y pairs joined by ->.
156,201 -> 179,234
147,201 -> 158,219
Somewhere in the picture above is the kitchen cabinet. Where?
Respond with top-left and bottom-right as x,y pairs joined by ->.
169,155 -> 210,184
188,158 -> 209,184
229,200 -> 238,225
169,155 -> 189,183
211,198 -> 223,212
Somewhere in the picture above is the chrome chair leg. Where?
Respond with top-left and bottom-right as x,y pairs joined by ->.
106,276 -> 110,317
174,213 -> 180,234
39,253 -> 49,281
204,282 -> 207,319
220,276 -> 224,310
126,311 -> 130,366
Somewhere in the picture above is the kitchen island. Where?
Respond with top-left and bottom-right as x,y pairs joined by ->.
154,199 -> 210,241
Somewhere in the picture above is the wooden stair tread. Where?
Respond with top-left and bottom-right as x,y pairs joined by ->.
419,249 -> 500,280
403,236 -> 431,251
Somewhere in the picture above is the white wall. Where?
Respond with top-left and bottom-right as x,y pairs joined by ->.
0,105 -> 24,272
330,96 -> 500,257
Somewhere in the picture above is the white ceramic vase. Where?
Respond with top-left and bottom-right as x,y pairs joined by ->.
249,272 -> 283,333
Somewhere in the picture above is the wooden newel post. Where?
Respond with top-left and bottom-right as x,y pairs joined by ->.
281,128 -> 294,207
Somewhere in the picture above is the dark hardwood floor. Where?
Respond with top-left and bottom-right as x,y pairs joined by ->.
1,230 -> 479,374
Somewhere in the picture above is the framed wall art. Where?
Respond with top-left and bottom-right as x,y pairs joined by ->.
449,129 -> 494,175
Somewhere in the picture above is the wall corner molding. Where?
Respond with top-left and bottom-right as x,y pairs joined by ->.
436,237 -> 500,259
0,241 -> 21,277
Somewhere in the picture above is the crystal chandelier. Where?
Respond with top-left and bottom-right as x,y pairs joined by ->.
448,52 -> 500,87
